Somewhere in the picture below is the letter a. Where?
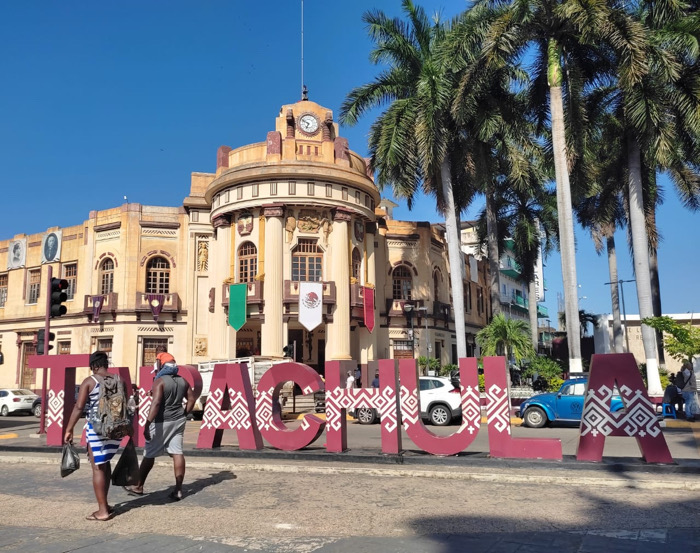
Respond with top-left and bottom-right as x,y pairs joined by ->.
577,353 -> 673,463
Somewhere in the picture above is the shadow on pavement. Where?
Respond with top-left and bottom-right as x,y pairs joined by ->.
113,470 -> 237,516
406,490 -> 700,553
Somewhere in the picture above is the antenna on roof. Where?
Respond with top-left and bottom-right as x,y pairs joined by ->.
301,0 -> 308,100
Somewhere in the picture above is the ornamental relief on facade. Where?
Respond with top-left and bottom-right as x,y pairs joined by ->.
297,210 -> 321,233
197,240 -> 209,272
237,213 -> 253,236
194,337 -> 208,356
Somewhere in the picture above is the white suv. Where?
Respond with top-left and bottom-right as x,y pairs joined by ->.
356,376 -> 462,426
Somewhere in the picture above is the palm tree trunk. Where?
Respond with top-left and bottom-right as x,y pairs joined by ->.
441,158 -> 467,357
528,280 -> 538,350
548,43 -> 582,373
486,184 -> 501,318
627,138 -> 662,395
649,246 -> 666,364
606,234 -> 624,353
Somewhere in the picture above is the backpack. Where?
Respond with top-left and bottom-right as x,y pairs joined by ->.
89,374 -> 132,440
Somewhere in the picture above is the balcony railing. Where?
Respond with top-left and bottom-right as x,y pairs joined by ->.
385,298 -> 425,317
221,281 -> 263,307
135,292 -> 181,319
83,292 -> 118,319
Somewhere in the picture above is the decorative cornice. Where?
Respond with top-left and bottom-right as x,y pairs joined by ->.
212,214 -> 231,229
139,221 -> 180,230
262,204 -> 285,218
94,222 -> 121,232
332,207 -> 353,223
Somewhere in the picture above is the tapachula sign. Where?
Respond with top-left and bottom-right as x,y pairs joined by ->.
28,352 -> 672,463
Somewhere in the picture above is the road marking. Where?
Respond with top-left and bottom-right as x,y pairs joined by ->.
0,433 -> 18,440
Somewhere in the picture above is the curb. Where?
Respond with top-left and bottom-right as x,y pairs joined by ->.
2,454 -> 699,491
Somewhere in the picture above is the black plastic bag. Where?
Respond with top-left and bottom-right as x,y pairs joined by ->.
111,438 -> 140,487
60,442 -> 80,478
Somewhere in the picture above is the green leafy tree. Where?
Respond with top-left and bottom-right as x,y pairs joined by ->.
642,316 -> 700,364
476,313 -> 535,365
340,0 -> 472,357
521,356 -> 564,391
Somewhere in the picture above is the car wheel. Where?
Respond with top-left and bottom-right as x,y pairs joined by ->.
356,407 -> 378,425
33,404 -> 42,418
429,404 -> 452,426
524,406 -> 547,428
0,405 -> 8,417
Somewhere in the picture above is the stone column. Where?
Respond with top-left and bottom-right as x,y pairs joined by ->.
326,208 -> 352,361
361,222 -> 378,363
212,214 -> 232,359
261,204 -> 285,358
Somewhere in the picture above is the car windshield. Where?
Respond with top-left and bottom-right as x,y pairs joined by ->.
12,389 -> 34,396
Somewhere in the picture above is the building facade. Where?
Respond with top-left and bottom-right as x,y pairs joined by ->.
0,99 -> 492,390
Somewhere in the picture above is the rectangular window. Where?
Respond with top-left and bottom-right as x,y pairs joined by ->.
307,182 -> 314,196
58,341 -> 71,354
0,273 -> 7,308
326,184 -> 333,198
96,338 -> 113,365
270,182 -> 277,195
477,288 -> 484,315
355,191 -> 361,204
466,282 -> 472,312
62,263 -> 77,300
252,183 -> 259,197
289,180 -> 296,195
342,187 -> 348,200
237,187 -> 243,200
27,269 -> 41,305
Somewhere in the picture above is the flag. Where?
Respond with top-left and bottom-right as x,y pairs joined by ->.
91,295 -> 104,322
147,294 -> 164,321
228,284 -> 248,330
298,282 -> 323,331
363,286 -> 375,333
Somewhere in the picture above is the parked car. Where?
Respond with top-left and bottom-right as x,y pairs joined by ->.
519,378 -> 624,428
353,376 -> 462,426
0,389 -> 40,416
32,385 -> 82,418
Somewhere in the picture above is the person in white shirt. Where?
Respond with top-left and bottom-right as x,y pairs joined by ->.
346,371 -> 355,389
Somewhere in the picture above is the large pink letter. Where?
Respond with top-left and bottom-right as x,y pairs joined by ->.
577,353 -> 673,463
399,357 -> 481,456
256,362 -> 325,450
135,365 -> 202,448
325,359 -> 401,454
28,354 -> 89,446
483,356 -> 562,460
195,362 -> 262,450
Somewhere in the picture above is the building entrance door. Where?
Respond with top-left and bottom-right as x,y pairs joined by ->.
288,329 -> 304,362
21,342 -> 37,390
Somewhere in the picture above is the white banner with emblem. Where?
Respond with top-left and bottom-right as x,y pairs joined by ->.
298,281 -> 323,331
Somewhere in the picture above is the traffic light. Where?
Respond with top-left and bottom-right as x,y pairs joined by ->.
50,278 -> 69,318
282,343 -> 294,358
37,329 -> 55,355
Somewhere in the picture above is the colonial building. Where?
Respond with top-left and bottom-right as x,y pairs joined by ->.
0,98 -> 492,390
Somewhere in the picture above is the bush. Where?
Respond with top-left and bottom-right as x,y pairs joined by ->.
521,356 -> 563,382
478,374 -> 485,392
638,363 -> 671,390
439,363 -> 458,377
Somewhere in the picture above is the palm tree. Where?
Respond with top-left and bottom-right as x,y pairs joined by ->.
476,0 -> 647,373
476,313 -> 535,366
612,1 -> 700,393
340,0 -> 471,357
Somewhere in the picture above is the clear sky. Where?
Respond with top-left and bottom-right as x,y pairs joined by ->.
1,1 -> 697,323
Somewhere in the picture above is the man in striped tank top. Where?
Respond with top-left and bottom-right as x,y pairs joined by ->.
64,351 -> 121,521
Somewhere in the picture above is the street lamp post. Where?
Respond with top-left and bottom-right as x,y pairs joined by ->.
603,279 -> 635,353
417,306 -> 431,358
403,303 -> 415,357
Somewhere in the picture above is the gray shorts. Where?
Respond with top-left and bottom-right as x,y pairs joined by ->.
144,417 -> 186,458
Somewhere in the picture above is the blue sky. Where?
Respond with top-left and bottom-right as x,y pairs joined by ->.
1,1 -> 698,323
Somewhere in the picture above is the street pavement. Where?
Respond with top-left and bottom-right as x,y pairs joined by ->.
1,414 -> 699,552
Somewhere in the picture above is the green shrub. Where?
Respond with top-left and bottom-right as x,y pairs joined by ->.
548,377 -> 564,391
521,356 -> 563,382
440,363 -> 458,377
478,374 -> 485,392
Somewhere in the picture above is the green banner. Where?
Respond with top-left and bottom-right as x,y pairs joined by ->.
228,284 -> 248,330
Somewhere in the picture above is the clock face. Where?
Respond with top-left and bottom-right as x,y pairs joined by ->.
299,113 -> 319,135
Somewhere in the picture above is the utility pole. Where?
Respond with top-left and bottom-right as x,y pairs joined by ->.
604,279 -> 635,353
39,266 -> 52,435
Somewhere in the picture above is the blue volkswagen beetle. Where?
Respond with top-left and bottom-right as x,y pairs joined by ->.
519,377 -> 625,428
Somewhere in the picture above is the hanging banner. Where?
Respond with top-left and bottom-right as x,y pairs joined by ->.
147,294 -> 165,321
298,282 -> 323,331
228,284 -> 248,330
91,295 -> 104,322
363,286 -> 375,333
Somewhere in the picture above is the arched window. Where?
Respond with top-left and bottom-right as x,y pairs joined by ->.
392,266 -> 412,300
146,256 -> 170,294
352,248 -> 362,281
238,242 -> 258,283
99,258 -> 114,295
292,239 -> 323,282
